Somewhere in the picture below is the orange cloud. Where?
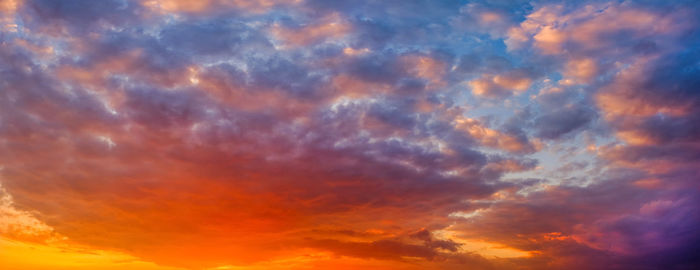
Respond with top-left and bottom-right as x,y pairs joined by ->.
143,0 -> 299,14
400,55 -> 447,88
596,59 -> 689,121
506,3 -> 688,54
270,13 -> 351,47
594,57 -> 691,147
532,26 -> 565,54
467,71 -> 533,98
561,58 -> 597,85
0,183 -> 58,243
0,0 -> 20,32
454,116 -> 538,154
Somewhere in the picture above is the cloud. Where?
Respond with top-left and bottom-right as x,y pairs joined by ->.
0,183 -> 58,243
22,0 -> 142,34
159,20 -> 267,56
467,70 -> 534,98
561,58 -> 597,85
533,103 -> 596,140
270,13 -> 351,47
505,3 -> 689,55
454,116 -> 539,154
573,196 -> 700,256
143,0 -> 298,15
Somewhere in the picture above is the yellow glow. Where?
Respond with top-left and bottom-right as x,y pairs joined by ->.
0,236 -> 182,270
434,229 -> 532,259
459,239 -> 532,258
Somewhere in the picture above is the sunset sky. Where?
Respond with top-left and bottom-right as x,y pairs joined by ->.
1,0 -> 699,269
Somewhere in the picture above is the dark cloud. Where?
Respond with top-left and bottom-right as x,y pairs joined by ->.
159,20 -> 267,56
23,0 -> 142,33
534,103 -> 596,140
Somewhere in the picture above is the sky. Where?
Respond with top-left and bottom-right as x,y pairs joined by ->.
0,0 -> 699,269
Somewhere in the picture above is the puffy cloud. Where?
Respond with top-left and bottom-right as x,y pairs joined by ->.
400,55 -> 448,88
505,3 -> 689,55
454,116 -> 539,154
561,58 -> 597,85
467,70 -> 534,98
533,103 -> 596,140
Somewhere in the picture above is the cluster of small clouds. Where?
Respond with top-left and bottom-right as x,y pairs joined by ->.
0,0 -> 699,269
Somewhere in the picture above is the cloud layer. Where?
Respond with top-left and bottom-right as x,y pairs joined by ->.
1,0 -> 699,269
